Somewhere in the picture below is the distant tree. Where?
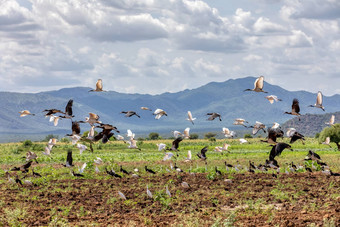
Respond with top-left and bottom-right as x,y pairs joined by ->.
209,137 -> 216,142
204,132 -> 216,139
60,137 -> 70,143
22,140 -> 33,147
318,124 -> 340,151
244,134 -> 253,139
315,132 -> 320,139
43,134 -> 59,142
149,132 -> 160,140
190,133 -> 199,139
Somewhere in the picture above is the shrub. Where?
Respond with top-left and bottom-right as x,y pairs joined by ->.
149,132 -> 160,140
204,132 -> 216,139
244,134 -> 253,139
190,133 -> 199,139
23,140 -> 33,147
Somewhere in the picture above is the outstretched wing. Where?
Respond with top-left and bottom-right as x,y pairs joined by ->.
65,99 -> 73,116
292,99 -> 300,113
96,79 -> 103,91
255,76 -> 264,90
316,91 -> 323,105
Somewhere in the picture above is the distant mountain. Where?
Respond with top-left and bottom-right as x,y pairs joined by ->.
1,76 -> 340,142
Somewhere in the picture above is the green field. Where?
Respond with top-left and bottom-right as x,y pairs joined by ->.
0,138 -> 339,226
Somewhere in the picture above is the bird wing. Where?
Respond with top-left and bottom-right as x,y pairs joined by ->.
286,128 -> 296,137
255,76 -> 264,89
79,163 -> 87,173
201,146 -> 208,156
183,128 -> 190,138
53,117 -> 60,126
292,99 -> 300,113
65,99 -> 73,116
187,150 -> 192,160
316,91 -> 323,105
269,145 -> 277,160
187,111 -> 193,120
330,115 -> 335,124
72,121 -> 81,135
89,112 -> 99,120
67,151 -> 73,166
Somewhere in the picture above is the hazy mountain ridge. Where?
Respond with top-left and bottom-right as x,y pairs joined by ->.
1,77 -> 340,142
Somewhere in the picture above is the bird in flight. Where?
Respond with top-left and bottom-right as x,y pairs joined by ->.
153,108 -> 167,119
206,112 -> 222,121
325,115 -> 335,126
269,142 -> 293,161
265,95 -> 282,104
19,110 -> 35,117
89,79 -> 106,92
285,98 -> 301,120
244,76 -> 268,93
308,91 -> 325,111
222,127 -> 236,138
187,111 -> 196,125
250,121 -> 266,135
120,111 -> 141,118
233,118 -> 249,127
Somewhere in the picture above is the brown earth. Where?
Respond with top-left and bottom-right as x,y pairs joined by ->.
0,172 -> 339,226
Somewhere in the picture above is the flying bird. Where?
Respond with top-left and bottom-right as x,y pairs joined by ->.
325,115 -> 335,126
233,118 -> 249,127
305,150 -> 321,161
25,151 -> 38,163
269,143 -> 293,161
76,144 -> 87,154
222,127 -> 235,138
244,76 -> 268,93
308,91 -> 325,111
89,79 -> 106,92
265,95 -> 282,104
186,111 -> 196,125
153,108 -> 167,119
63,150 -> 73,167
285,98 -> 301,120
250,121 -> 266,135
214,143 -> 230,153
261,129 -> 281,144
156,143 -> 166,151
120,111 -> 141,118
183,128 -> 190,139
239,138 -> 248,144
163,152 -> 174,161
197,146 -> 208,160
169,137 -> 183,151
85,113 -> 101,125
173,130 -> 182,138
286,128 -> 305,144
184,150 -> 192,162
140,107 -> 152,111
206,112 -> 222,121
43,109 -> 65,117
19,110 -> 35,117
322,137 -> 332,147
64,99 -> 74,118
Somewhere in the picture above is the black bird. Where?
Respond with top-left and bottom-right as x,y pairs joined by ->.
64,99 -> 74,118
305,166 -> 313,172
206,113 -> 222,121
316,160 -> 327,166
249,161 -> 257,170
15,175 -> 23,186
265,159 -> 279,168
224,162 -> 233,168
72,170 -> 84,177
168,137 -> 183,151
62,150 -> 73,167
145,166 -> 156,174
215,167 -> 222,175
284,98 -> 301,120
174,163 -> 183,172
197,146 -> 208,160
290,132 -> 305,144
43,109 -> 65,117
105,168 -> 122,178
269,143 -> 293,161
32,168 -> 42,177
120,166 -> 130,174
305,150 -> 321,161
11,160 -> 33,173
95,123 -> 119,144
261,129 -> 283,144
120,111 -> 141,118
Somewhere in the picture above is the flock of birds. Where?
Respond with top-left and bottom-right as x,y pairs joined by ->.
8,77 -> 340,191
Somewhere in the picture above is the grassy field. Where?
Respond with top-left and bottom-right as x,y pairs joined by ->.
0,138 -> 339,226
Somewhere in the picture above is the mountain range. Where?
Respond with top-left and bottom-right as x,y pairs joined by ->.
1,76 -> 339,142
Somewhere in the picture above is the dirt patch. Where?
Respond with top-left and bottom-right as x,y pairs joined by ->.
0,172 -> 339,226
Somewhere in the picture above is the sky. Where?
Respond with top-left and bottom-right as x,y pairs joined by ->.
0,0 -> 340,95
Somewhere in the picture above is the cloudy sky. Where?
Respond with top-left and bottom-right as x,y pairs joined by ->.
1,0 -> 340,95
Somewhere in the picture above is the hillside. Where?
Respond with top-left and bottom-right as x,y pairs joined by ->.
1,77 -> 340,142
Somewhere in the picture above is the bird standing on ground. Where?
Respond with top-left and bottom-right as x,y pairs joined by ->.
308,91 -> 325,111
89,79 -> 106,92
244,76 -> 268,93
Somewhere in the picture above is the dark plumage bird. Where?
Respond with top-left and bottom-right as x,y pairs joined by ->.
11,160 -> 33,173
145,166 -> 156,174
120,111 -> 141,118
72,170 -> 84,177
64,99 -> 74,118
249,161 -> 257,170
215,167 -> 222,175
120,166 -> 130,174
224,162 -> 233,168
305,150 -> 321,161
244,76 -> 268,93
169,137 -> 183,151
284,99 -> 301,120
197,146 -> 208,160
261,129 -> 280,144
15,176 -> 23,186
269,143 -> 293,161
105,168 -> 122,178
43,109 -> 65,117
206,113 -> 222,121
94,123 -> 120,144
32,168 -> 42,177
305,166 -> 313,172
290,132 -> 305,144
63,150 -> 73,167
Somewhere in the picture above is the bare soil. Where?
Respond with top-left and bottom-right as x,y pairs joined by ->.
1,172 -> 339,226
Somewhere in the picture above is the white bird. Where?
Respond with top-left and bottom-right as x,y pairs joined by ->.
163,152 -> 174,161
89,79 -> 106,92
308,91 -> 325,111
87,126 -> 95,140
251,121 -> 266,135
43,146 -> 52,156
94,157 -> 103,165
214,143 -> 230,153
181,181 -> 190,188
186,111 -> 196,125
156,143 -> 166,151
184,150 -> 192,162
271,122 -> 280,129
244,76 -> 267,93
48,138 -> 58,149
141,107 -> 152,111
233,118 -> 249,127
118,191 -> 127,200
126,129 -> 135,139
78,163 -> 87,174
85,113 -> 101,125
322,137 -> 331,147
153,108 -> 167,119
24,180 -> 33,185
76,144 -> 87,154
173,130 -> 182,138
19,110 -> 35,117
166,186 -> 171,197
183,127 -> 190,139
95,166 -> 100,173
117,135 -> 125,141
239,138 -> 248,144
49,115 -> 61,126
325,115 -> 335,126
286,128 -> 296,138
69,134 -> 81,145
127,139 -> 140,150
265,95 -> 282,104
146,185 -> 153,199
26,151 -> 37,162
222,127 -> 235,138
